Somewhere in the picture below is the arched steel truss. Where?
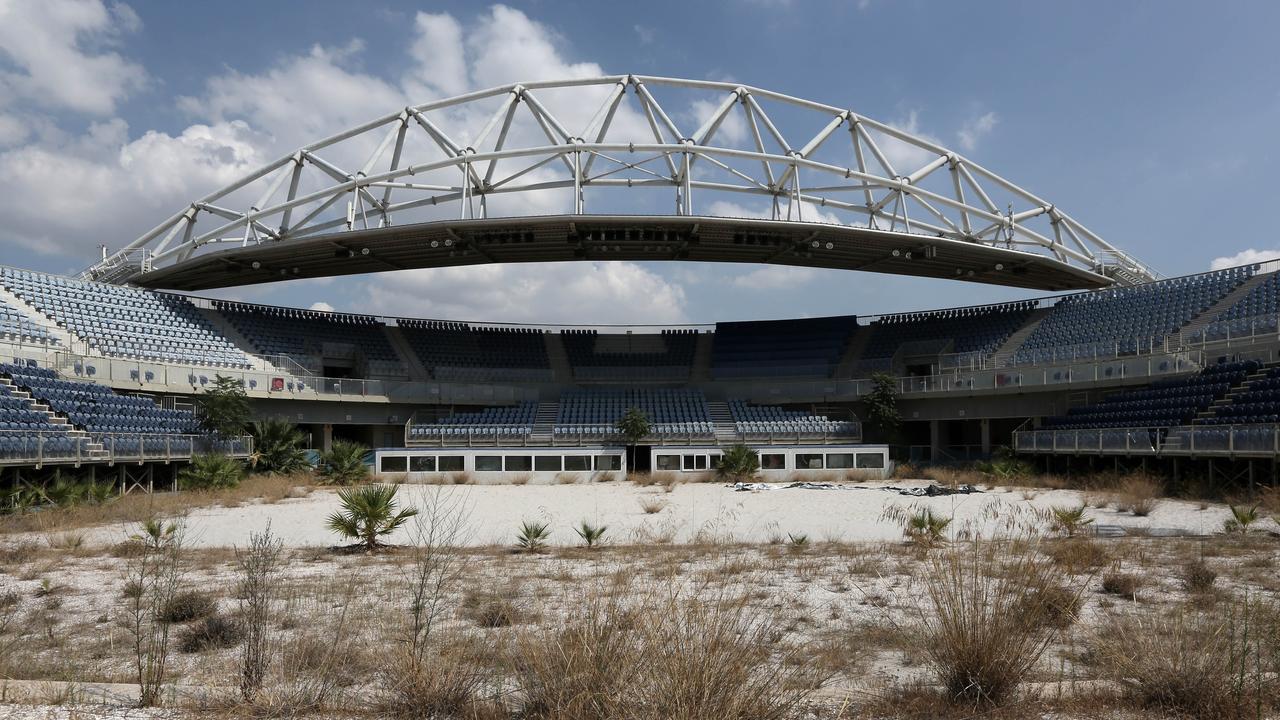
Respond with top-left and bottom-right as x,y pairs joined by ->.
89,75 -> 1156,286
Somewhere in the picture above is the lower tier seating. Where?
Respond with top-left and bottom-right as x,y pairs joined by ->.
1042,361 -> 1253,430
555,389 -> 712,437
728,399 -> 857,435
407,402 -> 537,440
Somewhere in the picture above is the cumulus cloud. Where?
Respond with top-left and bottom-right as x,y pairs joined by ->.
309,301 -> 335,312
957,111 -> 998,152
1210,249 -> 1280,271
0,0 -> 147,115
360,262 -> 687,324
729,265 -> 817,289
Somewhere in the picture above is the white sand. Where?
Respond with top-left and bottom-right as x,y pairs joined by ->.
60,480 -> 1245,549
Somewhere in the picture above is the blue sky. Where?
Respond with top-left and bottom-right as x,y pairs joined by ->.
1,0 -> 1278,324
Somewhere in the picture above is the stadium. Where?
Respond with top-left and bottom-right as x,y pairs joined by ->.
1,74 -> 1278,493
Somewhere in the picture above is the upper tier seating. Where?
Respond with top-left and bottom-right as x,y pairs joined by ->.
727,399 -> 858,435
562,329 -> 697,381
555,388 -> 712,437
0,294 -> 57,345
407,401 -> 537,440
399,321 -> 552,382
1042,361 -> 1253,430
214,302 -> 403,376
1200,365 -> 1280,425
1189,272 -> 1280,342
711,316 -> 858,379
1014,267 -> 1254,363
2,363 -> 199,456
0,268 -> 250,368
859,302 -> 1035,372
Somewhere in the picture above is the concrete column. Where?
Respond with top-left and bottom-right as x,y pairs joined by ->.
980,418 -> 991,457
930,419 -> 942,463
322,424 -> 334,452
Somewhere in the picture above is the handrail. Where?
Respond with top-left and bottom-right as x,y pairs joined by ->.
0,430 -> 253,466
1013,423 -> 1280,457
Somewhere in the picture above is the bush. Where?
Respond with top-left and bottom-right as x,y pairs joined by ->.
462,587 -> 525,628
1181,560 -> 1218,593
178,615 -> 243,653
574,520 -> 607,548
515,520 -> 551,553
914,539 -> 1073,707
1045,538 -> 1110,573
316,440 -> 371,486
381,640 -> 496,720
158,590 -> 216,623
1091,598 -> 1278,718
1101,572 -> 1142,599
326,484 -> 418,552
1116,474 -> 1162,516
904,508 -> 951,548
1223,504 -> 1260,534
1049,505 -> 1093,538
250,418 -> 311,475
178,453 -> 244,490
716,444 -> 760,481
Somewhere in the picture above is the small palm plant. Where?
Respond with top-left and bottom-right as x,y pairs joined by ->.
317,440 -> 370,486
249,418 -> 310,475
178,453 -> 244,490
1049,505 -> 1094,538
1223,504 -> 1260,534
787,532 -> 810,548
515,520 -> 552,553
326,485 -> 418,552
905,508 -> 952,548
716,444 -> 760,481
131,518 -> 178,548
574,520 -> 608,548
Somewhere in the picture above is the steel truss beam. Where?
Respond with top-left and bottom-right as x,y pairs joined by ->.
86,75 -> 1155,286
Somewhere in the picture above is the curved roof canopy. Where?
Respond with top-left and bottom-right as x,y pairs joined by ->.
88,75 -> 1156,290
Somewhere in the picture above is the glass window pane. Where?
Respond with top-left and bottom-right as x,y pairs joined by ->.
595,455 -> 622,471
504,455 -> 533,472
409,456 -> 436,472
796,454 -> 824,469
534,455 -> 561,472
475,455 -> 502,472
656,455 -> 680,471
695,455 -> 708,470
379,455 -> 407,473
437,455 -> 464,472
761,453 -> 785,470
564,455 -> 591,471
682,455 -> 695,471
856,453 -> 886,469
825,453 -> 855,469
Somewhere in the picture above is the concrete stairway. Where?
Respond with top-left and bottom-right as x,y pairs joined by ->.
1193,362 -> 1274,424
544,333 -> 574,383
0,285 -> 75,346
383,325 -> 431,381
529,402 -> 559,444
690,332 -> 714,381
0,376 -> 105,457
992,307 -> 1053,358
706,401 -> 739,442
1178,272 -> 1273,337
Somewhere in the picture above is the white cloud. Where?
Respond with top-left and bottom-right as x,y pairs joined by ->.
1210,249 -> 1280,271
877,110 -> 943,174
729,265 -> 817,289
309,301 -> 335,312
360,262 -> 687,324
957,111 -> 998,152
688,97 -> 747,146
0,0 -> 147,115
707,199 -> 844,226
634,25 -> 655,45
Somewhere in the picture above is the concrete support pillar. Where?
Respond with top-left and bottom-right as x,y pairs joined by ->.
979,418 -> 991,457
929,419 -> 942,463
322,424 -> 334,453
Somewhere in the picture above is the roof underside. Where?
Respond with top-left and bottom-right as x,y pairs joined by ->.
132,215 -> 1111,291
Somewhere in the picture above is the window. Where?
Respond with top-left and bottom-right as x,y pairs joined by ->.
504,456 -> 533,472
796,454 -> 824,470
379,455 -> 407,473
409,456 -> 436,472
438,455 -> 464,472
825,453 -> 855,469
656,454 -> 680,471
475,455 -> 502,472
856,452 -> 886,469
682,454 -> 710,471
761,453 -> 785,470
534,455 -> 562,472
564,455 -> 591,471
595,455 -> 622,471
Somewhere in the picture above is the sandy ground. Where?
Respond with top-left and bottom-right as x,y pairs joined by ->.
41,479 -> 1253,550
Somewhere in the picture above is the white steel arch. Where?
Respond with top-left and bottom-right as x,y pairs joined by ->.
88,75 -> 1155,285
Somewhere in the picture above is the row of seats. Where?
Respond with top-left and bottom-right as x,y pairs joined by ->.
2,362 -> 199,436
407,402 -> 538,438
1042,361 -> 1254,430
399,321 -> 550,380
711,316 -> 859,379
215,302 -> 402,375
0,268 -> 250,368
1013,266 -> 1254,363
562,329 -> 697,374
556,389 -> 711,432
727,399 -> 857,435
860,302 -> 1035,370
1201,365 -> 1280,425
0,294 -> 57,345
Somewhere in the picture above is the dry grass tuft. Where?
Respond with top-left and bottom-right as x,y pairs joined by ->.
1116,473 -> 1162,516
554,472 -> 580,485
158,589 -> 217,623
1044,538 -> 1111,573
450,471 -> 475,485
638,496 -> 668,515
1180,560 -> 1218,594
1101,571 -> 1143,599
509,472 -> 531,486
462,585 -> 527,628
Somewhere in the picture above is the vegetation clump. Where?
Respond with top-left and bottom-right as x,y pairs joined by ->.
326,484 -> 418,552
316,440 -> 371,486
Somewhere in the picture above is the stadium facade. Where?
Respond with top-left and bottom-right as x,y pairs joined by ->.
3,76 -> 1278,492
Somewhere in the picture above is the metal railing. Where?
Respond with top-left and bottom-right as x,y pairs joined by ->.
1013,424 -> 1280,457
0,430 -> 253,467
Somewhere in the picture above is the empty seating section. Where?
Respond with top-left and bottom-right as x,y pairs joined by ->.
1014,267 -> 1254,362
1191,271 -> 1280,342
408,402 -> 537,440
0,367 -> 81,460
214,302 -> 402,375
728,399 -> 857,435
711,316 -> 858,379
555,389 -> 712,437
1043,362 -> 1251,430
859,302 -> 1035,371
0,295 -> 56,345
2,362 -> 198,455
1202,365 -> 1280,425
0,268 -> 249,367
563,329 -> 697,381
400,321 -> 551,382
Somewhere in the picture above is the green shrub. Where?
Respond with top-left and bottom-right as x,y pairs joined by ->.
716,444 -> 760,481
249,418 -> 311,475
317,440 -> 370,486
158,590 -> 217,623
574,520 -> 607,548
178,453 -> 244,490
178,615 -> 243,653
515,520 -> 551,553
326,484 -> 418,552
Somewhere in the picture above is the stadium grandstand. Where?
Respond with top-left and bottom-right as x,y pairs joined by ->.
4,74 -> 1280,493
